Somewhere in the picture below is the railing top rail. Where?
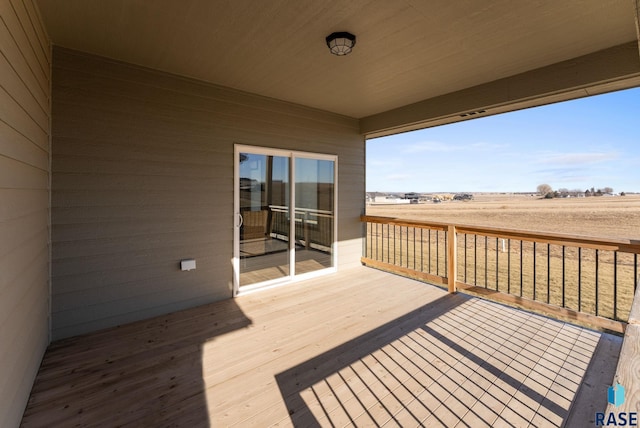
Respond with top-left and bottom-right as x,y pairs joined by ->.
271,205 -> 334,215
360,215 -> 449,231
361,215 -> 640,254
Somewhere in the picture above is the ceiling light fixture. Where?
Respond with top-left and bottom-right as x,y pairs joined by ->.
326,32 -> 356,56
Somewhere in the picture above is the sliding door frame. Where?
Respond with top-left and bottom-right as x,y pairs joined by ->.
233,144 -> 338,296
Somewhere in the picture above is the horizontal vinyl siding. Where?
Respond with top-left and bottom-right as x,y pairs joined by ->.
52,48 -> 364,340
0,0 -> 50,426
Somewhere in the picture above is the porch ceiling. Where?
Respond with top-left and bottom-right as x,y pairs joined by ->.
36,0 -> 640,130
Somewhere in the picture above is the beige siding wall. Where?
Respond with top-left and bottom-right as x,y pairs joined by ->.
52,48 -> 364,340
0,0 -> 51,426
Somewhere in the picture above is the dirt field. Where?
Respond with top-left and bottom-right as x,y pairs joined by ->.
367,193 -> 640,240
365,194 -> 640,322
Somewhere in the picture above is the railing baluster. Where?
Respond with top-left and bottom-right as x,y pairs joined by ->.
399,226 -> 403,266
520,240 -> 523,297
400,226 -> 409,268
367,223 -> 373,257
367,221 -> 371,260
377,222 -> 380,261
474,234 -> 478,286
364,221 -> 367,258
369,222 -> 372,259
444,230 -> 448,275
635,254 -> 638,292
393,225 -> 396,265
496,237 -> 499,291
407,226 -> 410,269
595,249 -> 599,316
484,236 -> 488,288
387,224 -> 390,264
613,251 -> 618,320
562,246 -> 566,308
507,239 -> 511,295
428,229 -> 432,274
420,228 -> 424,272
448,226 -> 457,293
436,230 -> 439,276
380,222 -> 384,262
533,242 -> 537,301
402,225 -> 405,266
578,247 -> 582,312
375,222 -> 378,261
547,243 -> 550,304
408,226 -> 411,268
413,227 -> 416,270
464,234 -> 467,283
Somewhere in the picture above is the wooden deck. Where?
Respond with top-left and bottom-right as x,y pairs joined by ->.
21,266 -> 621,427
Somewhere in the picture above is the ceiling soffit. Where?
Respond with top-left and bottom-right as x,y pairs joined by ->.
36,0 -> 640,123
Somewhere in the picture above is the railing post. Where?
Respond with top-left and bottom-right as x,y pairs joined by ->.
303,210 -> 310,250
448,225 -> 457,293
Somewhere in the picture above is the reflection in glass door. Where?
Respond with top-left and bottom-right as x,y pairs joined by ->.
294,157 -> 334,275
237,152 -> 290,287
234,146 -> 336,294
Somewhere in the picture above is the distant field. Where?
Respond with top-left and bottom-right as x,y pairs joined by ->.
367,193 -> 640,240
365,194 -> 640,322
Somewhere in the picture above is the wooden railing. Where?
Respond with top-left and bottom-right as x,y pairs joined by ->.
605,284 -> 640,414
362,215 -> 640,333
269,205 -> 334,251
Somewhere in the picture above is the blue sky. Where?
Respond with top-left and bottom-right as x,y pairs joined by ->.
366,88 -> 640,193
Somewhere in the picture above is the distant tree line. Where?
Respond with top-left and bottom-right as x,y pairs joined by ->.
536,184 -> 622,198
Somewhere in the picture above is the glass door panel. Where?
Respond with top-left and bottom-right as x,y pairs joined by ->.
294,157 -> 335,275
238,153 -> 290,286
234,146 -> 337,293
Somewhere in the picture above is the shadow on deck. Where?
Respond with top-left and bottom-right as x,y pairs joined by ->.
21,266 -> 621,427
276,287 -> 621,427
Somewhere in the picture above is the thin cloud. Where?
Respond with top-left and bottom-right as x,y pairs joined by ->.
534,167 -> 585,175
404,141 -> 460,153
384,173 -> 411,181
538,152 -> 619,165
468,142 -> 510,151
532,165 -> 619,186
369,158 -> 401,167
404,141 -> 509,153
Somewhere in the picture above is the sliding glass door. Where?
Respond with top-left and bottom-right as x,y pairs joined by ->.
234,146 -> 336,294
237,152 -> 290,286
294,157 -> 335,275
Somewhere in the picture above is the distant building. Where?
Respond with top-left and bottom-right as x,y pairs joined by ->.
453,193 -> 474,201
404,192 -> 420,203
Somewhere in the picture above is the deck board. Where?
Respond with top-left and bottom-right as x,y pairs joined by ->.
21,266 -> 621,427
